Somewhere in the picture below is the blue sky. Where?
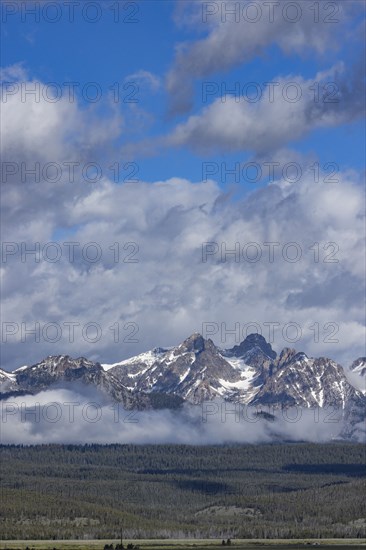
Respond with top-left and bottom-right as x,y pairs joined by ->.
1,0 -> 365,369
2,0 -> 364,185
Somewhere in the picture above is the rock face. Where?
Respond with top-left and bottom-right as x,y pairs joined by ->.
226,333 -> 277,363
15,355 -> 103,390
252,352 -> 362,410
349,357 -> 366,394
0,368 -> 18,393
107,333 -> 251,405
351,357 -> 366,377
1,355 -> 149,410
223,333 -> 277,392
1,335 -> 366,429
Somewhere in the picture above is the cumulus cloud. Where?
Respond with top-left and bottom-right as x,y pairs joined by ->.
0,68 -> 124,245
167,0 -> 364,114
2,169 -> 365,371
1,80 -> 123,165
0,389 -> 351,445
166,63 -> 365,155
1,70 -> 365,372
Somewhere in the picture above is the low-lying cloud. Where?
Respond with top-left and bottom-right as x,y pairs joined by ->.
1,387 -> 361,445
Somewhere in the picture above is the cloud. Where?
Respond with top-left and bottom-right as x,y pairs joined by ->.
167,0 -> 364,114
0,389 -> 353,445
166,63 -> 365,155
2,170 -> 365,371
0,68 -> 125,246
125,70 -> 161,92
0,62 -> 28,81
0,74 -> 123,163
1,71 -> 365,372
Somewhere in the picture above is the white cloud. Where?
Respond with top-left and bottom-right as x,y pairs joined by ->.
0,78 -> 123,163
2,170 -> 365,370
1,71 -> 365,373
166,64 -> 365,155
0,62 -> 28,81
167,0 -> 364,114
125,70 -> 161,92
0,390 -> 349,445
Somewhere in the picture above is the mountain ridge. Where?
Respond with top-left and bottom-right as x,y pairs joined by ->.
1,333 -> 365,422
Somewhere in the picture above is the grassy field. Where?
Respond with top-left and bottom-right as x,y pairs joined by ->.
0,538 -> 365,550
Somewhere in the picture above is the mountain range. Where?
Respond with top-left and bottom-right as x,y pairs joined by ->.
1,334 -> 365,426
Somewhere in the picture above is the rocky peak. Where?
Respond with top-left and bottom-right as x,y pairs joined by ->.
29,355 -> 97,372
276,347 -> 298,367
14,355 -> 103,390
228,333 -> 277,360
176,333 -> 206,354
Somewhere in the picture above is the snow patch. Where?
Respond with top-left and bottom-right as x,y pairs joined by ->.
102,349 -> 163,371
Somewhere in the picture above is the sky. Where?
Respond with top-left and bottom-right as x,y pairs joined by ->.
1,0 -> 365,372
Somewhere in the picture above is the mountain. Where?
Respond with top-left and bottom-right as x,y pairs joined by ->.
1,334 -> 365,428
0,368 -> 18,394
222,333 -> 277,398
0,355 -> 149,410
106,333 -> 256,404
348,357 -> 366,394
251,349 -> 363,409
225,333 -> 277,365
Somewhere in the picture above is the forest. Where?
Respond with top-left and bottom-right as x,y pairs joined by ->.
0,443 -> 365,540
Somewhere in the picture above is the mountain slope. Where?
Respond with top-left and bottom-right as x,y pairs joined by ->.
0,368 -> 18,393
252,349 -> 364,410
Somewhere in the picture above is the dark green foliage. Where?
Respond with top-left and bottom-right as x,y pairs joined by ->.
148,393 -> 184,410
0,443 -> 365,540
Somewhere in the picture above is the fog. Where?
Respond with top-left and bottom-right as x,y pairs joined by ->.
1,387 -> 362,445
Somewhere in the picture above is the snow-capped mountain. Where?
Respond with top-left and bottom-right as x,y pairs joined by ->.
1,355 -> 149,410
1,334 -> 365,425
251,349 -> 363,410
225,332 -> 277,366
106,333 -> 255,404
